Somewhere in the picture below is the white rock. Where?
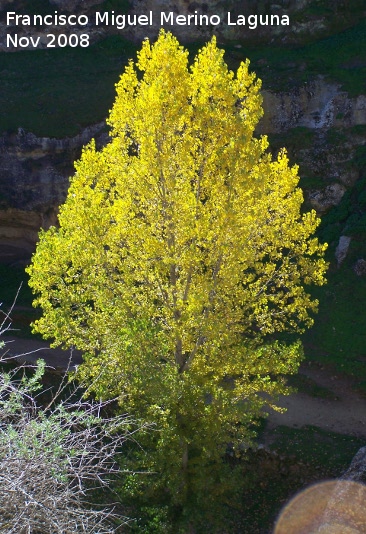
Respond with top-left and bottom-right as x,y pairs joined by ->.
335,235 -> 351,266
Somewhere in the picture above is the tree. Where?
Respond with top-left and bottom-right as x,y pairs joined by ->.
0,353 -> 140,533
27,31 -> 327,525
0,298 -> 136,532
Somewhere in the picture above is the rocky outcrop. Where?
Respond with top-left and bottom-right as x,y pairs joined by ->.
2,79 -> 363,210
0,123 -> 108,262
0,122 -> 107,211
257,80 -> 366,214
0,74 -> 365,261
0,1 -> 365,260
354,259 -> 366,276
0,208 -> 55,264
259,81 -> 366,134
308,184 -> 347,214
106,0 -> 364,45
335,235 -> 351,266
49,0 -> 103,11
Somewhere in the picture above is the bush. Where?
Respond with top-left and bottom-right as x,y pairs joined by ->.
0,329 -> 140,533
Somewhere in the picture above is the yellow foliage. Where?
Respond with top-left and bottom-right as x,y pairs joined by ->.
27,31 -> 327,496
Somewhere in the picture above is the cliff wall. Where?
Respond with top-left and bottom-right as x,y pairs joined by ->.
1,78 -> 365,261
0,0 -> 365,263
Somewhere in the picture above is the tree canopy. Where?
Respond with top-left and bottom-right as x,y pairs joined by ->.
27,31 -> 327,522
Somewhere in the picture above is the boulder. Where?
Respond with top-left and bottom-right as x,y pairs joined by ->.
335,235 -> 351,266
308,183 -> 346,214
353,259 -> 366,276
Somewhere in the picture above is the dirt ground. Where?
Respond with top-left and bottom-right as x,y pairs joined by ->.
265,361 -> 366,440
2,336 -> 366,441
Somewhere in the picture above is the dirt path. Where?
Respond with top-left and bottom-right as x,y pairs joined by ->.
2,336 -> 366,440
265,361 -> 366,440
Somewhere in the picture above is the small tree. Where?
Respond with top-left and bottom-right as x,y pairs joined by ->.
0,347 -> 139,533
27,31 -> 327,523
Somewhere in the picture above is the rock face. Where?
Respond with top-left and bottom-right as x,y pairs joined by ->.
0,123 -> 107,211
258,80 -> 366,213
0,75 -> 365,261
49,0 -> 103,11
308,183 -> 347,214
0,208 -> 52,264
0,123 -> 108,262
108,0 -> 364,45
0,1 -> 365,261
354,259 -> 366,276
259,82 -> 366,134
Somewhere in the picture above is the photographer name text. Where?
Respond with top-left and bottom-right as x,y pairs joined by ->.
6,10 -> 290,48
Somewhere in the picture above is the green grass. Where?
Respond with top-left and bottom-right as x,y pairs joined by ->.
285,373 -> 337,400
301,3 -> 333,17
301,236 -> 366,390
268,127 -> 316,153
351,125 -> 366,137
120,423 -> 365,534
224,19 -> 366,95
268,425 -> 364,473
304,166 -> 366,389
231,425 -> 365,533
0,36 -> 138,137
